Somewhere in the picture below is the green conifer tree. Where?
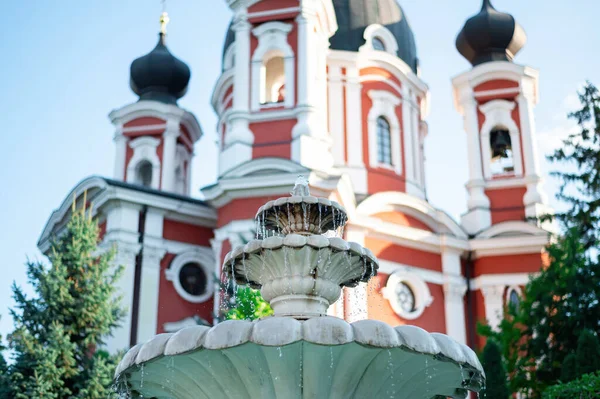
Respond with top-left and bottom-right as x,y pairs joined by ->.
8,199 -> 124,398
561,353 -> 578,383
0,330 -> 10,398
575,330 -> 600,377
481,340 -> 510,399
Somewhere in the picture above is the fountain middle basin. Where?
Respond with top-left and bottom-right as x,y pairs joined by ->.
116,317 -> 483,398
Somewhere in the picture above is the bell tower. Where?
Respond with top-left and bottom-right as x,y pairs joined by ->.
452,0 -> 549,235
109,12 -> 202,196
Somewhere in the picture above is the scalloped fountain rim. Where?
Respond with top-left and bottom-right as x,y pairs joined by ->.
224,234 -> 378,267
255,196 -> 347,220
115,316 -> 484,380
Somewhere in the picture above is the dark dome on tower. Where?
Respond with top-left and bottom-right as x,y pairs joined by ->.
221,0 -> 418,73
329,0 -> 418,72
130,33 -> 191,105
456,0 -> 527,66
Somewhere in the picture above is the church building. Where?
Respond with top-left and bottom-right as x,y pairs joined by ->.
39,0 -> 552,353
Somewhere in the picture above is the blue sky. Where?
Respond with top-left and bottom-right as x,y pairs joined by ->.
0,0 -> 598,341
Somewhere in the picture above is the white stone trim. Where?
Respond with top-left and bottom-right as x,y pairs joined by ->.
382,270 -> 434,320
479,100 -> 523,178
247,6 -> 300,19
471,273 -> 535,290
165,250 -> 216,303
328,65 -> 345,165
126,136 -> 161,189
223,43 -> 236,71
476,220 -> 549,239
137,245 -> 166,344
109,100 -> 202,143
480,285 -> 505,330
470,234 -> 548,258
251,22 -> 295,110
359,74 -> 402,95
113,131 -> 127,180
360,24 -> 399,56
367,90 -> 402,174
345,66 -> 364,167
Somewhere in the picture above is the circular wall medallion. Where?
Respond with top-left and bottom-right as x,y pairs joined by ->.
166,251 -> 214,303
383,270 -> 433,320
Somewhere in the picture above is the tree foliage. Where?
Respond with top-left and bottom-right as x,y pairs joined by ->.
226,287 -> 273,321
479,82 -> 600,397
480,340 -> 510,399
543,372 -> 600,399
6,201 -> 124,398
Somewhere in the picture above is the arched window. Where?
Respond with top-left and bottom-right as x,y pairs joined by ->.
372,37 -> 386,51
508,288 -> 520,312
260,52 -> 285,104
490,127 -> 514,175
135,160 -> 153,187
377,117 -> 392,165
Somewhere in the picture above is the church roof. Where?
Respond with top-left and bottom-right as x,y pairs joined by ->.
222,0 -> 418,73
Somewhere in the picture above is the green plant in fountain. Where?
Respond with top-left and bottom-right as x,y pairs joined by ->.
226,286 -> 273,321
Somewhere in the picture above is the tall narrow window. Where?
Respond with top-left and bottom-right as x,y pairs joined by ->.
377,116 -> 392,165
135,161 -> 153,187
490,127 -> 514,175
260,53 -> 285,104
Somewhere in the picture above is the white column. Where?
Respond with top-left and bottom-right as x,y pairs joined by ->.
401,87 -> 415,183
409,91 -> 425,199
221,11 -> 254,175
113,127 -> 127,181
481,285 -> 505,331
517,93 -> 546,213
161,121 -> 179,192
137,246 -> 166,343
460,92 -> 491,233
328,65 -> 345,165
292,11 -> 316,139
210,237 -> 224,325
441,247 -> 467,344
345,67 -> 364,167
106,242 -> 140,353
137,209 -> 165,343
103,202 -> 141,352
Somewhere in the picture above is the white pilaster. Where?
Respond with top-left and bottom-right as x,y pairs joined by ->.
401,87 -> 415,183
328,65 -> 345,165
103,202 -> 141,352
113,127 -> 127,181
210,237 -> 224,325
161,121 -> 179,192
460,92 -> 491,234
517,92 -> 547,216
441,247 -> 467,344
481,285 -> 506,330
137,209 -> 165,343
345,66 -> 364,167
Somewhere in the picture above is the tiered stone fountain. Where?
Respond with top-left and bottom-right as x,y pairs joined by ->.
114,177 -> 485,398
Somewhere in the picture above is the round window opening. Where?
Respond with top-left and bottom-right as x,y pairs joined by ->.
372,37 -> 386,51
179,263 -> 208,297
396,282 -> 416,313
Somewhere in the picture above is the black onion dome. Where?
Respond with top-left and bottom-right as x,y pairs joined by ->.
130,33 -> 191,104
456,0 -> 527,66
221,0 -> 418,73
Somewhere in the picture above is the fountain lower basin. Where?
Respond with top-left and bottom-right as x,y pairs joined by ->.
115,317 -> 484,399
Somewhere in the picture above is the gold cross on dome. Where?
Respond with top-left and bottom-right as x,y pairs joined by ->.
160,0 -> 170,34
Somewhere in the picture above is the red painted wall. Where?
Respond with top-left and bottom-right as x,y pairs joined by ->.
474,79 -> 519,92
163,219 -> 213,246
250,119 -> 295,159
360,67 -> 402,90
156,253 -> 214,333
485,186 -> 527,223
474,253 -> 543,277
124,117 -> 165,128
249,0 -> 299,13
365,237 -> 442,272
368,273 -> 447,333
217,196 -> 281,228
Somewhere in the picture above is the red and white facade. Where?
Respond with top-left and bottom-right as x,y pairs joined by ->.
40,0 -> 552,353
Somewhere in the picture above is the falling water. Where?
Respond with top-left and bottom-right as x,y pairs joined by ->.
230,259 -> 238,304
275,208 -> 281,235
242,255 -> 248,284
139,363 -> 145,388
287,203 -> 293,232
168,356 -> 175,392
256,212 -> 260,239
277,346 -> 283,358
302,202 -> 309,231
318,203 -> 322,233
387,349 -> 395,398
261,210 -> 266,239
